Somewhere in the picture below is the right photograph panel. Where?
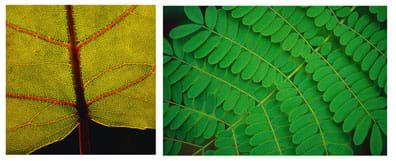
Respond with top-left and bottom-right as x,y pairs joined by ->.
163,6 -> 387,155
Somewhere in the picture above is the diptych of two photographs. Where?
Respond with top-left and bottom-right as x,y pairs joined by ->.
5,5 -> 387,156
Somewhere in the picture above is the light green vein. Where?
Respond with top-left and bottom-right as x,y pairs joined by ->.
165,100 -> 230,126
201,13 -> 329,154
170,56 -> 260,102
171,55 -> 285,154
327,6 -> 385,56
164,137 -> 202,148
192,114 -> 248,155
269,6 -> 377,127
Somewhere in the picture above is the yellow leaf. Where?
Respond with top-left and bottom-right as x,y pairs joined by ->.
6,5 -> 155,154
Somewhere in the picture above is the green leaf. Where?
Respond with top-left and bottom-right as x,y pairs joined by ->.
370,124 -> 383,155
205,6 -> 217,29
314,10 -> 331,27
372,110 -> 387,133
194,36 -> 221,59
343,108 -> 365,132
7,5 -> 155,154
223,90 -> 240,111
335,7 -> 352,17
172,39 -> 185,58
183,30 -> 211,52
369,55 -> 385,80
187,75 -> 211,98
230,51 -> 251,74
242,7 -> 268,26
326,7 -> 387,92
215,123 -> 251,155
169,64 -> 191,84
170,109 -> 191,130
164,38 -> 173,55
353,115 -> 371,145
231,6 -> 254,18
281,33 -> 299,51
184,6 -> 203,24
354,15 -> 370,32
169,24 -> 202,39
307,6 -> 325,18
340,31 -> 356,45
369,6 -> 387,22
271,25 -> 292,43
208,40 -> 233,64
304,48 -> 386,155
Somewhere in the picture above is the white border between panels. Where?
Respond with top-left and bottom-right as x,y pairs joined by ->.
0,1 -> 393,161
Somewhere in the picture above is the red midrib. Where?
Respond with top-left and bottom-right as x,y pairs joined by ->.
6,5 -> 143,154
65,5 -> 91,154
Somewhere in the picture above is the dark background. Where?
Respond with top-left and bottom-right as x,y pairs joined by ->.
164,6 -> 196,39
33,120 -> 155,154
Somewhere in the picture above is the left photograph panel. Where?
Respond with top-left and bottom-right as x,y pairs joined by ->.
6,5 -> 156,154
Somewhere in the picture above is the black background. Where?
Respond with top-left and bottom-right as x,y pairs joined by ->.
33,120 -> 155,154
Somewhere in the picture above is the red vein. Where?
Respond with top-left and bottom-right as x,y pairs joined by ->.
116,93 -> 153,104
86,64 -> 155,106
77,5 -> 138,48
84,62 -> 153,88
26,123 -> 79,154
8,103 -> 58,132
6,22 -> 70,48
6,93 -> 76,107
7,113 -> 77,132
9,61 -> 70,67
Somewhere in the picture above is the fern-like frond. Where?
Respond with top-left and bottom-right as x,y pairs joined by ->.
214,116 -> 252,155
307,6 -> 387,93
224,6 -> 387,154
245,98 -> 296,155
164,6 -> 299,155
277,71 -> 352,154
164,6 -> 387,155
